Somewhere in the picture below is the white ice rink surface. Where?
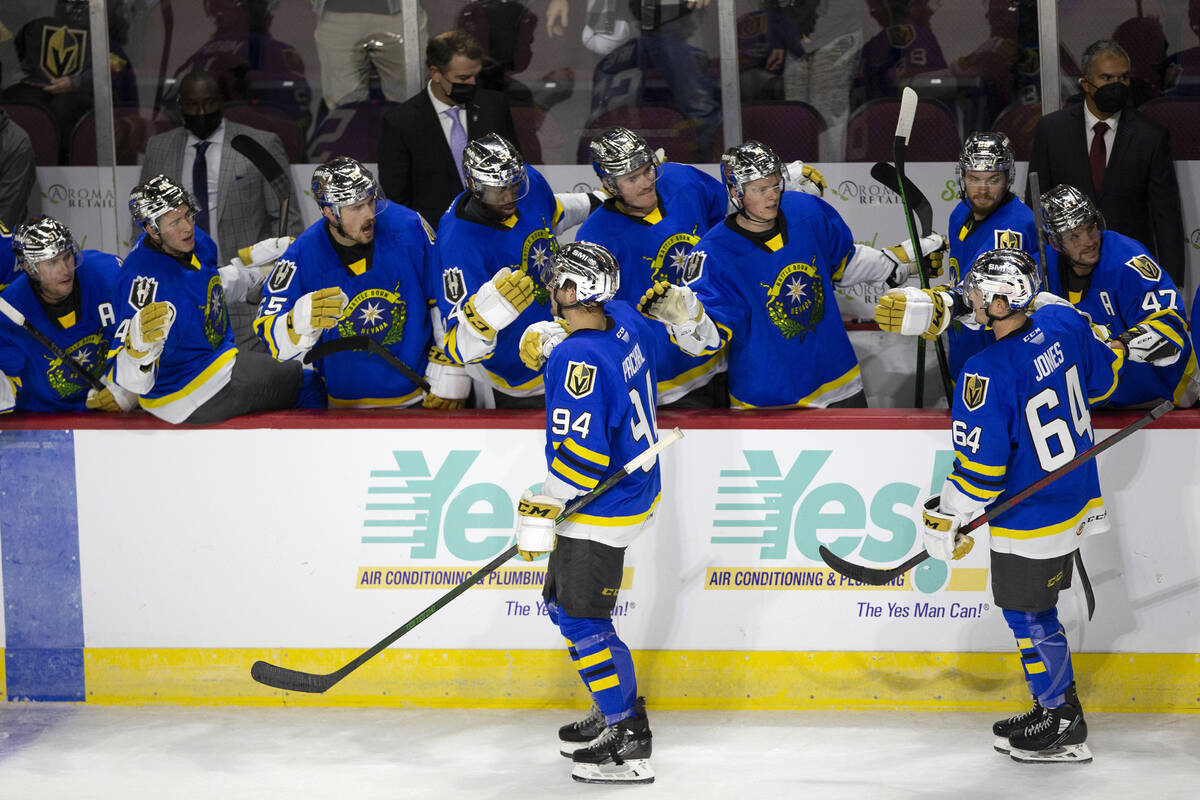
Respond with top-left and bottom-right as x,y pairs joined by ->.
1,706 -> 1198,799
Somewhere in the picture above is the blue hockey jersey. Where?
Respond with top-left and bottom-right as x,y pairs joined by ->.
946,303 -> 1123,559
576,162 -> 727,403
544,300 -> 661,548
685,191 -> 860,408
116,227 -> 236,421
0,250 -> 123,412
946,194 -> 1040,379
0,224 -> 15,291
1046,230 -> 1197,408
435,166 -> 563,395
255,203 -> 436,407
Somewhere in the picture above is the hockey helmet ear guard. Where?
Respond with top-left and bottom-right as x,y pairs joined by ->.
312,157 -> 388,219
463,133 -> 530,207
1038,184 -> 1106,250
13,215 -> 80,280
956,131 -> 1015,200
129,174 -> 197,234
542,241 -> 619,306
590,126 -> 661,195
721,140 -> 786,210
961,248 -> 1041,313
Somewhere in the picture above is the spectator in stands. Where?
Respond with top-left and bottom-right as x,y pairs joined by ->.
1163,0 -> 1200,95
311,0 -> 427,110
456,0 -> 538,107
854,0 -> 946,105
1027,39 -> 1185,285
0,103 -> 36,231
378,30 -> 517,232
1112,13 -> 1170,107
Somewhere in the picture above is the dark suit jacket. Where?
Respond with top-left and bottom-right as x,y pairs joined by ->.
377,86 -> 517,230
1027,101 -> 1185,284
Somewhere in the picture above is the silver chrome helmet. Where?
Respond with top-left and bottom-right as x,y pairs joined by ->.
721,140 -> 786,210
13,215 -> 79,281
312,156 -> 387,218
962,248 -> 1042,312
589,126 -> 661,195
462,133 -> 529,207
542,241 -> 619,305
1039,183 -> 1105,250
129,174 -> 195,234
956,131 -> 1015,200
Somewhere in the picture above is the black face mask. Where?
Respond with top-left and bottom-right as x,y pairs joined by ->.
448,82 -> 476,105
1091,81 -> 1130,114
182,110 -> 222,141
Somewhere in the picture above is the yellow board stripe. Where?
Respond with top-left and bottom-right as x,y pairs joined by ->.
575,648 -> 612,670
588,674 -> 620,692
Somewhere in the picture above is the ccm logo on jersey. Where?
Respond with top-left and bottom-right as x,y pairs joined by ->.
127,275 -> 159,309
994,229 -> 1023,249
962,373 -> 989,410
565,360 -> 596,399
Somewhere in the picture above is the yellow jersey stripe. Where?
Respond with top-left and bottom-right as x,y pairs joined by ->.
551,458 -> 600,489
562,437 -> 609,468
568,493 -> 661,527
954,452 -> 1007,477
730,364 -> 861,409
991,496 -> 1105,540
327,388 -> 422,408
947,471 -> 1003,500
139,347 -> 238,409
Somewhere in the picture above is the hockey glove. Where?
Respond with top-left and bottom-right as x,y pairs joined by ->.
287,287 -> 348,345
519,319 -> 571,371
784,160 -> 827,197
516,489 -> 563,561
125,301 -> 174,363
882,233 -> 947,285
85,379 -> 138,413
1116,322 -> 1183,366
422,347 -> 470,409
235,236 -> 293,269
462,268 -> 535,340
0,369 -> 15,413
875,287 -> 953,339
638,281 -> 703,326
920,496 -> 975,562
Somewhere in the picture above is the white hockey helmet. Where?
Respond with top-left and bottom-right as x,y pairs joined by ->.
956,131 -> 1014,199
1039,183 -> 1105,250
129,174 -> 196,234
13,215 -> 79,280
462,133 -> 529,207
721,140 -> 787,210
312,156 -> 387,218
589,126 -> 661,194
962,248 -> 1042,313
542,241 -> 619,306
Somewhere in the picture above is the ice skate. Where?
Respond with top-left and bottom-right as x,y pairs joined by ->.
560,696 -> 645,757
1009,696 -> 1091,764
570,710 -> 654,784
992,700 -> 1042,754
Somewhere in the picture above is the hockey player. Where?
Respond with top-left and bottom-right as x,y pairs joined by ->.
0,216 -> 139,414
514,241 -> 657,785
434,133 -> 600,408
1039,184 -> 1197,409
636,139 -> 945,409
1,223 -> 17,291
117,174 -> 312,423
921,248 -> 1123,764
876,131 -> 1039,380
254,157 -> 466,408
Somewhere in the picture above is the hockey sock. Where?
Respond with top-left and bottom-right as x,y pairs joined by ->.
555,609 -> 638,725
1002,606 -> 1074,708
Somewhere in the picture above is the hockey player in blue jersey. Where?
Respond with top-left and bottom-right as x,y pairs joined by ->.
254,158 -> 466,408
635,139 -> 945,409
0,216 -> 140,414
117,174 -> 310,423
921,249 -> 1124,764
435,134 -> 600,408
514,242 -> 658,785
1039,184 -> 1198,408
0,222 -> 17,291
876,132 -> 1039,381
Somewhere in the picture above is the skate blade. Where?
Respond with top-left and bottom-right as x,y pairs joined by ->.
559,741 -> 588,758
1009,742 -> 1092,764
993,736 -> 1011,755
571,759 -> 655,784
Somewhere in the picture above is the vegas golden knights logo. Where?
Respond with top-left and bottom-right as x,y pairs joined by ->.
994,229 -> 1023,249
962,372 -> 989,411
565,360 -> 596,399
1125,254 -> 1162,281
41,25 -> 87,79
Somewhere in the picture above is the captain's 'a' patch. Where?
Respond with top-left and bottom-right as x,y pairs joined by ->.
267,258 -> 297,293
994,229 -> 1023,249
565,360 -> 596,399
443,267 -> 466,304
961,372 -> 989,411
127,275 -> 159,309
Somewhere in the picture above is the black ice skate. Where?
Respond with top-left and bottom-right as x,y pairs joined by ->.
1008,692 -> 1091,764
559,696 -> 645,757
570,710 -> 654,784
992,699 -> 1042,754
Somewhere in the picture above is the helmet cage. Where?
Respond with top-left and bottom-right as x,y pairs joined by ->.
1039,183 -> 1106,250
956,132 -> 1015,200
129,174 -> 196,234
463,133 -> 530,207
590,127 -> 661,195
13,215 -> 79,281
721,140 -> 787,210
312,157 -> 388,221
542,241 -> 620,306
961,248 -> 1042,313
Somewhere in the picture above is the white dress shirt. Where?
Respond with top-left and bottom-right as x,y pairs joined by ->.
1083,102 -> 1119,167
182,119 -> 226,217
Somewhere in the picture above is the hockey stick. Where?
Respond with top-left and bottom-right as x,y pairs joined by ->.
250,426 -> 685,693
892,87 -> 953,408
819,399 -> 1174,585
870,161 -> 932,236
230,134 -> 291,239
0,296 -> 105,392
303,334 -> 431,392
1027,171 -> 1051,290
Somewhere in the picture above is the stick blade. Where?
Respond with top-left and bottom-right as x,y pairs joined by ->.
251,659 -> 340,693
818,545 -> 918,586
231,134 -> 285,183
896,87 -> 918,144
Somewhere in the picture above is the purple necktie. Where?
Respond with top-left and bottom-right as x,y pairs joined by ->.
445,107 -> 467,186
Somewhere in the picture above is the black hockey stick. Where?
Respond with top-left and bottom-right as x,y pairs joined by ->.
0,296 -> 105,392
303,334 -> 431,392
1027,171 -> 1051,291
250,427 -> 685,693
870,161 -> 932,237
230,134 -> 291,238
819,399 -> 1174,585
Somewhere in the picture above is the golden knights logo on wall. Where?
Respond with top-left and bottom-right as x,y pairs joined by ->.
41,25 -> 87,79
337,283 -> 408,346
1124,254 -> 1162,281
962,372 -> 989,411
760,259 -> 823,340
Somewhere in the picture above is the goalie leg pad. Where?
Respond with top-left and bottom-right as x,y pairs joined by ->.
1002,607 -> 1074,708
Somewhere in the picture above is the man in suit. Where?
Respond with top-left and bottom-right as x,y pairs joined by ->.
378,29 -> 518,230
1028,39 -> 1185,285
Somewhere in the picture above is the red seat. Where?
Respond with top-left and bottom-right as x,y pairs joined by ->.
578,106 -> 698,165
2,103 -> 59,166
69,108 -> 173,166
844,98 -> 961,162
1138,98 -> 1200,160
223,102 -> 307,165
308,100 -> 398,164
991,102 -> 1042,162
738,102 -> 826,162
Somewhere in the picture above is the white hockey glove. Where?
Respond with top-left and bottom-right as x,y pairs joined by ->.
235,236 -> 293,269
125,301 -> 174,364
515,489 -> 563,561
1116,322 -> 1183,366
218,263 -> 268,304
519,319 -> 571,371
920,496 -> 975,562
881,233 -> 947,285
784,160 -> 827,197
85,378 -> 139,413
460,268 -> 535,341
286,287 -> 348,347
0,369 -> 15,413
422,347 -> 471,409
638,281 -> 703,326
875,287 -> 954,339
